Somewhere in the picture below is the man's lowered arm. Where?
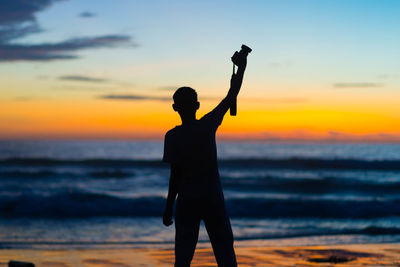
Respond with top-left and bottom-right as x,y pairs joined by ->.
163,163 -> 181,226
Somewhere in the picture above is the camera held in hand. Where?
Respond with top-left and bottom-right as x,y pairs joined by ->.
231,44 -> 252,68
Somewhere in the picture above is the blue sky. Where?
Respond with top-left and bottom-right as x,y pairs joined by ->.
6,0 -> 399,89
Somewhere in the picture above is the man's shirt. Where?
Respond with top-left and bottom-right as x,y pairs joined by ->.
163,106 -> 225,197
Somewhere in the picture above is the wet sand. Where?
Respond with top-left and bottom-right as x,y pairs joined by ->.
1,243 -> 399,266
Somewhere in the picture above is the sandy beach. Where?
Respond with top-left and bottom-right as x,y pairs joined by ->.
1,243 -> 399,267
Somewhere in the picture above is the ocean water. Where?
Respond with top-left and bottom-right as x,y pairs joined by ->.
1,140 -> 400,249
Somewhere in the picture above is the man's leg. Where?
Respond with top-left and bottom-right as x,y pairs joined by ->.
175,197 -> 201,267
203,195 -> 237,267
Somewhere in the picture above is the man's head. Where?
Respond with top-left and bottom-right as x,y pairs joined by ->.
172,87 -> 200,117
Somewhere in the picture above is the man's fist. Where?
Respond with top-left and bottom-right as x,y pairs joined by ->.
231,51 -> 247,69
163,210 -> 173,226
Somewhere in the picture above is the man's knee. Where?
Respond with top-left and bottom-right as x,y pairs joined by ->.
176,225 -> 199,242
210,228 -> 234,245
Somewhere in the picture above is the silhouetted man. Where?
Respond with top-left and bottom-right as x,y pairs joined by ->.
163,54 -> 247,267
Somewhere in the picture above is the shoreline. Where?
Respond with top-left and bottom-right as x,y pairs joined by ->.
1,243 -> 399,267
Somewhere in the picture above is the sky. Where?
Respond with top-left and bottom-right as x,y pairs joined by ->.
1,0 -> 399,142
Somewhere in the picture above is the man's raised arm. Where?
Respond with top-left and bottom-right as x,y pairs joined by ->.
213,61 -> 247,116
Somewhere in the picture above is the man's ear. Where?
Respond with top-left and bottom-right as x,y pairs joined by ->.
196,101 -> 200,110
172,103 -> 178,112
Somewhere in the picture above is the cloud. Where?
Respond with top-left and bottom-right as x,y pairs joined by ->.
98,93 -> 304,103
0,0 -> 61,42
377,73 -> 400,80
0,0 -> 135,62
59,75 -> 109,83
79,11 -> 96,18
327,130 -> 341,137
377,74 -> 389,80
253,130 -> 400,142
13,96 -> 33,101
157,86 -> 178,91
57,85 -> 106,91
326,130 -> 400,142
244,97 -> 307,103
0,35 -> 133,62
99,92 -> 305,104
333,82 -> 384,88
0,0 -> 62,25
0,23 -> 42,43
98,94 -> 171,101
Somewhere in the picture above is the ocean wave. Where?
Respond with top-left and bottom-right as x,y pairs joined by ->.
0,225 -> 399,249
359,226 -> 400,235
89,170 -> 133,178
0,170 -> 63,179
0,158 -> 165,168
1,192 -> 400,218
2,157 -> 400,170
234,226 -> 400,241
225,197 -> 400,218
0,169 -> 134,179
221,176 -> 400,194
0,192 -> 164,218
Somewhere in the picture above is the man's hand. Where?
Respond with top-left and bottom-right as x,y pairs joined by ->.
163,209 -> 173,227
237,56 -> 247,69
231,51 -> 247,69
